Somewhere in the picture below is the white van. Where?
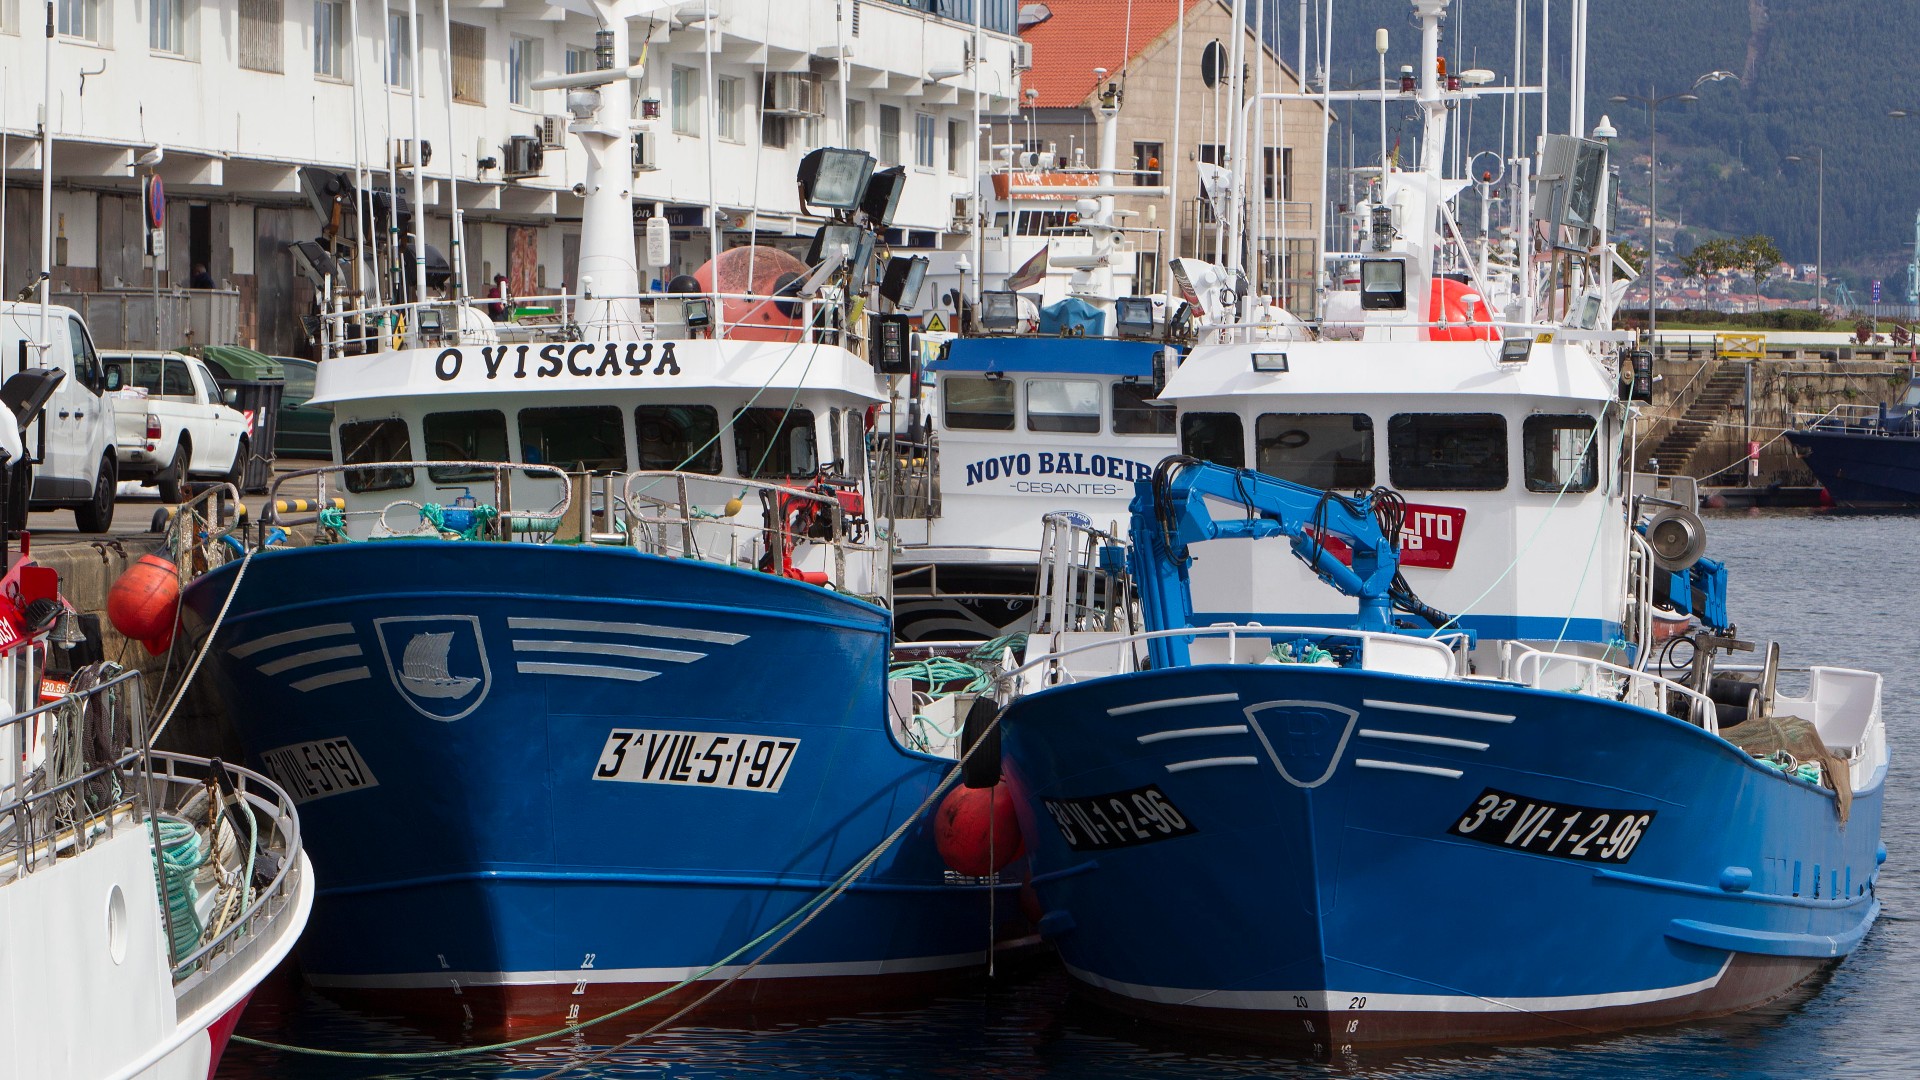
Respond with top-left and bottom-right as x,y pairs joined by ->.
0,303 -> 120,532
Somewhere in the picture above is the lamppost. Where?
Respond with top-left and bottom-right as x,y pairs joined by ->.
1785,147 -> 1825,312
1610,71 -> 1738,339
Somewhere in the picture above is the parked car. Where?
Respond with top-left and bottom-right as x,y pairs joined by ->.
0,302 -> 121,532
100,351 -> 249,503
274,357 -> 332,459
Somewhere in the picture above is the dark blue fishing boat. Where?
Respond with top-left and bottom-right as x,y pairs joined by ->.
1785,375 -> 1920,506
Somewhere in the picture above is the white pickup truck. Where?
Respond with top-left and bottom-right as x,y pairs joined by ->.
100,351 -> 249,503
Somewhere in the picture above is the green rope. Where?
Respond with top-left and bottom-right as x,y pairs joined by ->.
886,656 -> 995,696
1269,640 -> 1334,665
152,818 -> 206,962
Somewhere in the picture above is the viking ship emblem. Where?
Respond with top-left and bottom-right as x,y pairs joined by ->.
374,616 -> 492,721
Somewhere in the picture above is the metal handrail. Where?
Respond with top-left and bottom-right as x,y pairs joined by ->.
1508,643 -> 1719,733
264,460 -> 575,535
1006,622 -> 1462,686
150,752 -> 303,985
620,471 -> 880,573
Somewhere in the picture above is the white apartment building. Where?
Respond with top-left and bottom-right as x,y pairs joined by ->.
0,0 -> 1020,354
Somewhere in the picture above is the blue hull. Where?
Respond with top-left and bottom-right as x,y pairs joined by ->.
1000,664 -> 1883,1049
185,542 -> 1012,1028
1784,428 -> 1920,507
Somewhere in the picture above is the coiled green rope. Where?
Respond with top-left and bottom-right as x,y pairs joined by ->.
153,818 -> 207,961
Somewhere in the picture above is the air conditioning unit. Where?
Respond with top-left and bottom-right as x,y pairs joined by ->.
950,194 -> 975,235
632,130 -> 658,174
1012,41 -> 1033,73
391,138 -> 431,169
503,134 -> 545,179
539,115 -> 569,150
767,73 -> 822,116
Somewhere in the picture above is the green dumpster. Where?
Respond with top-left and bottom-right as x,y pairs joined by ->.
191,345 -> 285,494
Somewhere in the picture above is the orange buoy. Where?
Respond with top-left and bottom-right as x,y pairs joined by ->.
934,779 -> 1026,876
1425,277 -> 1499,341
107,554 -> 181,645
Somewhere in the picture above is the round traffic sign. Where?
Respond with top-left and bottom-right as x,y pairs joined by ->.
147,175 -> 166,227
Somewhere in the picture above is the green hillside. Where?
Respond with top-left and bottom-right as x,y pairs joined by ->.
1264,0 -> 1917,292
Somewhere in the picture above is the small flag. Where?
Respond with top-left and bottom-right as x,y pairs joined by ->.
1004,248 -> 1048,293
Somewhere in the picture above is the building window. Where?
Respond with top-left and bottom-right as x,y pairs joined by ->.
761,111 -> 788,149
238,0 -> 281,72
1388,413 -> 1509,491
948,117 -> 965,173
450,22 -> 485,104
564,45 -> 592,74
1133,141 -> 1162,185
509,35 -> 542,108
1263,146 -> 1292,200
312,1 -> 346,79
385,10 -> 411,88
57,0 -> 99,41
847,101 -> 866,151
878,105 -> 901,164
716,76 -> 741,142
915,112 -> 937,169
671,66 -> 699,136
150,0 -> 190,55
1256,413 -> 1375,489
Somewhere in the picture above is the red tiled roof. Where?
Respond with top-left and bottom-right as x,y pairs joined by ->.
1021,0 -> 1199,108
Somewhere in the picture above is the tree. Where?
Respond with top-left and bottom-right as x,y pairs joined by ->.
1614,241 -> 1647,276
1676,234 -> 1784,284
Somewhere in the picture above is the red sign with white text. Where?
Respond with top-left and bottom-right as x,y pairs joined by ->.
1307,503 -> 1466,570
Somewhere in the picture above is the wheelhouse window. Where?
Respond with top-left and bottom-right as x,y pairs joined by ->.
1180,412 -> 1245,468
338,418 -> 414,492
634,404 -> 722,473
423,409 -> 509,483
518,405 -> 625,473
1256,413 -> 1374,489
1522,414 -> 1599,493
943,377 -> 1015,431
734,407 -> 818,478
1026,379 -> 1101,434
1112,381 -> 1173,435
1388,413 -> 1508,490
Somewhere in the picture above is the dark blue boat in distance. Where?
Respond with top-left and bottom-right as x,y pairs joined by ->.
1785,375 -> 1920,507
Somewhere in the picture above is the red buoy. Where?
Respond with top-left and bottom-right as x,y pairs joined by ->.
934,780 -> 1026,876
107,554 -> 181,645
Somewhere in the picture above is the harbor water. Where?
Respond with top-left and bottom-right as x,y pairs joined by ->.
222,510 -> 1915,1079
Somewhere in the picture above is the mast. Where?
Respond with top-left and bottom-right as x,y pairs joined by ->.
37,0 -> 53,352
407,0 -> 428,324
548,1 -> 646,336
442,0 -> 465,299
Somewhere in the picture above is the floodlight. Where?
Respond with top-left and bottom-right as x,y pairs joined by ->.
859,166 -> 908,229
846,231 -> 879,292
980,290 -> 1021,332
1499,336 -> 1533,363
1115,296 -> 1158,339
1251,352 -> 1289,373
879,255 -> 929,308
1359,258 -> 1407,309
684,297 -> 713,329
797,147 -> 876,212
806,222 -> 866,268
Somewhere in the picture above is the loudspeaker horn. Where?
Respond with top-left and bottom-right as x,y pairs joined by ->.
1645,506 -> 1708,572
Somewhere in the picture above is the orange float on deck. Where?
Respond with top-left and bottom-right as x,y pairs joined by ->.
107,554 -> 181,654
690,246 -> 809,342
934,779 -> 1026,876
1425,277 -> 1499,341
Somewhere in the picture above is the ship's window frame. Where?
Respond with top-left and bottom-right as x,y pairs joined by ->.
1179,411 -> 1245,468
1112,380 -> 1174,435
338,417 -> 415,492
1255,412 -> 1375,489
1387,412 -> 1508,491
734,406 -> 819,478
423,408 -> 511,483
633,404 -> 723,473
942,376 -> 1016,431
1522,413 -> 1599,493
1025,378 -> 1102,435
517,404 -> 628,475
